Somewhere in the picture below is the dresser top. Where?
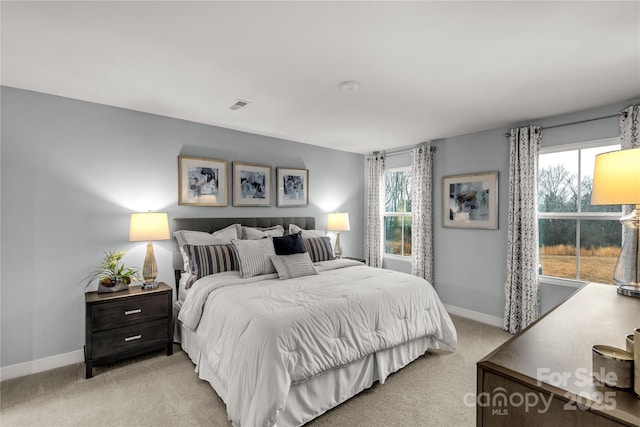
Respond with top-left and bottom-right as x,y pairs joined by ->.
479,283 -> 640,424
85,282 -> 172,303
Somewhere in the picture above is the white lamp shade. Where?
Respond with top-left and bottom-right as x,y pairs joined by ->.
327,212 -> 351,231
129,212 -> 170,241
592,147 -> 640,205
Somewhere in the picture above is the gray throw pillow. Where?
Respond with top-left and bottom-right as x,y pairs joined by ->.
232,238 -> 276,278
270,253 -> 318,280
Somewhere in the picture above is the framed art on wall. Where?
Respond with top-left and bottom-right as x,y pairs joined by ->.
178,156 -> 228,206
442,171 -> 498,229
232,162 -> 272,206
277,167 -> 308,207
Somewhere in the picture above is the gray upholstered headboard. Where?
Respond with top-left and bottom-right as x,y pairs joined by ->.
172,216 -> 316,286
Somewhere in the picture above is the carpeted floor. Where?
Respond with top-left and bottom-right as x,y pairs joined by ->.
1,315 -> 511,427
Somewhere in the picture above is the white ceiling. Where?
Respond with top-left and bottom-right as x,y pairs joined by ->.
2,1 -> 639,154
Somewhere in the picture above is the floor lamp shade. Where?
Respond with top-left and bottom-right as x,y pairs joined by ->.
327,212 -> 350,258
592,147 -> 640,295
129,212 -> 170,286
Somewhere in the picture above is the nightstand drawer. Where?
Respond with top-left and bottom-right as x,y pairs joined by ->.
91,293 -> 169,331
91,319 -> 168,359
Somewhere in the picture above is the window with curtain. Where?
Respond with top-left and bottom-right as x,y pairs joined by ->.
384,167 -> 412,257
538,138 -> 622,284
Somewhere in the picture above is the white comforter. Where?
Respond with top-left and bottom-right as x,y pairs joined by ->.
178,260 -> 457,427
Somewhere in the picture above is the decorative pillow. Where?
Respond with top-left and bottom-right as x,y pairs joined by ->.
288,224 -> 327,238
270,253 -> 318,280
183,244 -> 238,288
304,236 -> 335,263
242,225 -> 285,240
174,224 -> 241,272
272,232 -> 307,255
231,238 -> 276,278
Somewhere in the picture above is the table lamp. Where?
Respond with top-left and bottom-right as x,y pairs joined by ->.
591,147 -> 640,296
129,212 -> 170,288
327,212 -> 350,258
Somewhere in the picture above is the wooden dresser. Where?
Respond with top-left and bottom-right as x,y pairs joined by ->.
85,283 -> 173,378
477,283 -> 640,426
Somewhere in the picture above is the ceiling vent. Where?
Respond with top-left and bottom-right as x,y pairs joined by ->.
230,99 -> 251,110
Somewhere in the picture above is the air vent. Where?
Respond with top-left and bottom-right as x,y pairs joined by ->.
230,99 -> 251,110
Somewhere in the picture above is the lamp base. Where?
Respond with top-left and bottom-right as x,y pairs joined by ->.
334,231 -> 342,259
142,240 -> 159,286
612,207 -> 639,296
142,281 -> 159,290
617,285 -> 640,298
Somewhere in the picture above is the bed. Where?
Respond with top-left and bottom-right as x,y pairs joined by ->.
172,217 -> 457,427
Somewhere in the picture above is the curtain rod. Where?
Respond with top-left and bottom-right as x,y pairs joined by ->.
504,111 -> 626,138
369,143 -> 435,159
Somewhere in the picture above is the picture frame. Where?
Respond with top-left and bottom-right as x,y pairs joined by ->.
442,171 -> 498,229
178,155 -> 228,206
277,167 -> 309,207
232,162 -> 272,207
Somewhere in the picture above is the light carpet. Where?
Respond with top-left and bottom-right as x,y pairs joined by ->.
1,315 -> 510,427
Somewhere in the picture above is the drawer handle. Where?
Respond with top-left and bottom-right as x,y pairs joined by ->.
124,334 -> 142,342
125,309 -> 142,315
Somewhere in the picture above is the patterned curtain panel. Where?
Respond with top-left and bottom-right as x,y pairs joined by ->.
620,105 -> 639,149
366,152 -> 385,268
504,126 -> 542,334
411,145 -> 435,283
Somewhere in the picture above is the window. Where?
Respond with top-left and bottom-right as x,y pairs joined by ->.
384,167 -> 411,257
538,139 -> 622,284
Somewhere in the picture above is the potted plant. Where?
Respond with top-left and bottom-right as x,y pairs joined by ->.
85,250 -> 141,293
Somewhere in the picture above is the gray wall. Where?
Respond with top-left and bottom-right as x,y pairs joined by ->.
2,85 -> 638,367
431,97 -> 640,319
0,87 -> 365,367
375,98 -> 640,320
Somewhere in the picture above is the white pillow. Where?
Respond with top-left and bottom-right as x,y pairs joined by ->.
174,224 -> 240,272
288,224 -> 326,238
232,238 -> 276,278
270,253 -> 318,280
243,225 -> 285,240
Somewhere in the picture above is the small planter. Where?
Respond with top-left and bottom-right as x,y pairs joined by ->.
97,277 -> 131,293
84,250 -> 140,294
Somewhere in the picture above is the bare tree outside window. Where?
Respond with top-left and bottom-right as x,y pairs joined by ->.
384,169 -> 411,256
538,142 -> 622,284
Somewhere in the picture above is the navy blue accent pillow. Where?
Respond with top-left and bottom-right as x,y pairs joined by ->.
273,231 -> 307,255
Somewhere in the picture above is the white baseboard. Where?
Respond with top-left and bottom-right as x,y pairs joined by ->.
445,304 -> 504,328
1,350 -> 84,382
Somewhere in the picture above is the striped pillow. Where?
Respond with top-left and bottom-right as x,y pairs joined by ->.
184,244 -> 238,288
304,236 -> 335,263
174,224 -> 241,273
270,253 -> 318,280
231,238 -> 276,278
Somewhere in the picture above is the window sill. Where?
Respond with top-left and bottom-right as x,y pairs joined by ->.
383,254 -> 412,262
539,276 -> 586,289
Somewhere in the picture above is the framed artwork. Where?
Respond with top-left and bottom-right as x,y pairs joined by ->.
232,162 -> 272,206
277,167 -> 308,207
442,171 -> 498,229
178,156 -> 227,206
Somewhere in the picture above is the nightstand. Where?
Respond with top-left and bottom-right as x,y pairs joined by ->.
84,282 -> 173,379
